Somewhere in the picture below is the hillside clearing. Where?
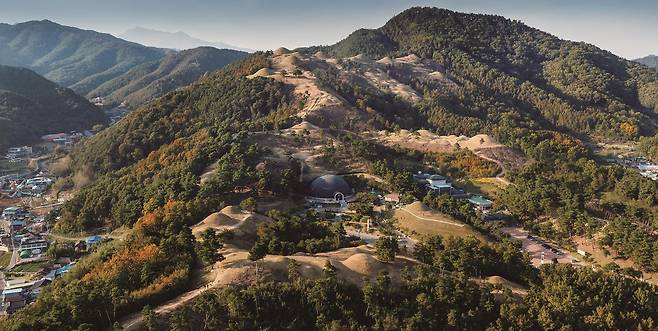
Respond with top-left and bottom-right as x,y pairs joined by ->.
394,202 -> 488,241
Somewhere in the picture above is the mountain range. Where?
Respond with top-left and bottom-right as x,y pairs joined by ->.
0,20 -> 168,96
635,55 -> 658,68
0,65 -> 107,150
0,20 -> 248,106
88,47 -> 247,107
120,27 -> 254,52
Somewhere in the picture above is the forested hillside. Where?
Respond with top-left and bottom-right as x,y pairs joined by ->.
3,7 -> 658,331
0,53 -> 300,330
0,20 -> 167,95
314,7 -> 658,141
0,65 -> 108,150
88,47 -> 248,107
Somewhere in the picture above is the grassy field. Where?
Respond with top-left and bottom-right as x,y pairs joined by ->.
11,261 -> 48,273
0,252 -> 11,269
461,177 -> 507,197
394,204 -> 489,242
573,236 -> 658,284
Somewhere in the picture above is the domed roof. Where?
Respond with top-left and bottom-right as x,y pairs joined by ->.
309,175 -> 352,199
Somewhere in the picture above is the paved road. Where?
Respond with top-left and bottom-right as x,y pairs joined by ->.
7,231 -> 18,270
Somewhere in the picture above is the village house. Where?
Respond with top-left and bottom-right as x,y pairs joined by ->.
1,277 -> 53,315
1,288 -> 26,315
5,146 -> 32,159
85,235 -> 102,247
384,193 -> 400,203
468,195 -> 493,211
2,206 -> 28,220
20,236 -> 49,255
413,171 -> 469,197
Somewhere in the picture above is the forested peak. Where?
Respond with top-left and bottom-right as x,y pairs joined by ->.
0,65 -> 60,92
0,65 -> 96,110
384,6 -> 526,29
0,65 -> 107,150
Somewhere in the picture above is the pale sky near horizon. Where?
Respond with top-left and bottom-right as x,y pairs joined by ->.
0,0 -> 656,59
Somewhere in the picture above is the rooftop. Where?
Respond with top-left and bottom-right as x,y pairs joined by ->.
468,195 -> 493,206
309,175 -> 353,200
2,288 -> 24,295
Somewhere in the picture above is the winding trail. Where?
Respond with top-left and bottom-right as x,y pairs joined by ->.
398,207 -> 465,227
117,265 -> 224,330
474,151 -> 512,186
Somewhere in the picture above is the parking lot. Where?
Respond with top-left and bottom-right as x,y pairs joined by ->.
502,227 -> 581,267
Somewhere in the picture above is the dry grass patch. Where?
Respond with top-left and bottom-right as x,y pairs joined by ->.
394,202 -> 488,242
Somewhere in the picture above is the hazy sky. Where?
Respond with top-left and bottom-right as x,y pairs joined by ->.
0,0 -> 656,59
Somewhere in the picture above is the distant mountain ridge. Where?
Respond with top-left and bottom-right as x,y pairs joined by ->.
635,55 -> 658,68
120,27 -> 253,52
0,20 -> 248,106
0,20 -> 168,96
89,47 -> 248,107
0,65 -> 108,150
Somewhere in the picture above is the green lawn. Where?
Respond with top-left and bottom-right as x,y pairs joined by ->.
460,178 -> 506,198
394,208 -> 489,242
11,261 -> 48,273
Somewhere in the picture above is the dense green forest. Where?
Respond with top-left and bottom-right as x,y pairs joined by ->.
0,65 -> 108,150
0,20 -> 167,95
639,133 -> 658,162
157,250 -> 657,330
89,47 -> 248,107
58,53 -> 295,232
248,210 -> 358,257
1,54 -> 299,330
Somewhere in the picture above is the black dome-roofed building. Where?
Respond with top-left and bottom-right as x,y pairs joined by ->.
308,174 -> 354,201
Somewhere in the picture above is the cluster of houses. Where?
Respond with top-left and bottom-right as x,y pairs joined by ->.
1,173 -> 54,198
413,171 -> 494,211
41,131 -> 91,150
5,146 -> 32,161
1,278 -> 52,315
0,206 -> 105,315
304,172 -> 497,217
91,96 -> 132,124
607,155 -> 658,181
0,241 -> 106,315
1,207 -> 49,257
0,259 -> 78,315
